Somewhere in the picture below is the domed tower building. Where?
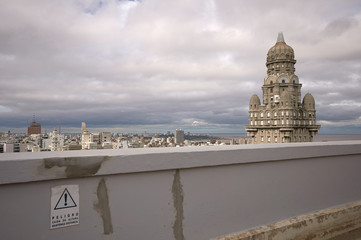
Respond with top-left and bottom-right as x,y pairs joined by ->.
245,33 -> 320,144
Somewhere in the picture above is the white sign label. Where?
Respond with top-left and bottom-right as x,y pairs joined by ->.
50,185 -> 79,229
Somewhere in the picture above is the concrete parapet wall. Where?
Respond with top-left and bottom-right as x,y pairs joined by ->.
0,141 -> 361,239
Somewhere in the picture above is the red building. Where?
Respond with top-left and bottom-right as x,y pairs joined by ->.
28,121 -> 41,135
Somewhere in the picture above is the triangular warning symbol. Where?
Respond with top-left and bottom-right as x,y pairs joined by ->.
54,188 -> 77,210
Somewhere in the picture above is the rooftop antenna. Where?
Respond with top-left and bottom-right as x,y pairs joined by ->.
32,113 -> 36,123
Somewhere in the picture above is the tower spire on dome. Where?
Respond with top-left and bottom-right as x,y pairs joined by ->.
277,32 -> 285,43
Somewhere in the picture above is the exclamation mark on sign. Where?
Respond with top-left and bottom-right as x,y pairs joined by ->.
64,193 -> 68,206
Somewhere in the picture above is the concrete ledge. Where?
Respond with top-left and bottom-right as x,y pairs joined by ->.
215,200 -> 361,240
0,141 -> 361,185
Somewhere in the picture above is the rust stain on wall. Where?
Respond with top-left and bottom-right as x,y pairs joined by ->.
94,177 -> 113,235
42,156 -> 109,178
172,169 -> 185,240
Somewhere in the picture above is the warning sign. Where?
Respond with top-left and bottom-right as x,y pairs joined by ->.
54,188 -> 77,210
50,185 -> 79,229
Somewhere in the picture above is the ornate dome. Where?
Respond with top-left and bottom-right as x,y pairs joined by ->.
303,93 -> 315,109
249,94 -> 261,109
266,32 -> 295,63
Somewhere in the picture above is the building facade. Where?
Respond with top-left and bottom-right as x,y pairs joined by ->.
49,128 -> 64,151
81,129 -> 91,150
245,33 -> 320,144
174,129 -> 185,145
28,121 -> 41,135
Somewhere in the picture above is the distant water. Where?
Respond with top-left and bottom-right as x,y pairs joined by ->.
211,133 -> 361,142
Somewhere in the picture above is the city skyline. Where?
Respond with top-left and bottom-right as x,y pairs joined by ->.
1,0 -> 361,134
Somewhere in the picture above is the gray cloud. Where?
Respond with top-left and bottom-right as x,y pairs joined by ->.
0,0 -> 361,133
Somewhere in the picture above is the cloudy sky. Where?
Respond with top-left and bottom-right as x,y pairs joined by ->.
1,0 -> 361,134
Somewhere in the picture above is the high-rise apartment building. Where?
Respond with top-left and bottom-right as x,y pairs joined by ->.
174,129 -> 185,144
81,122 -> 86,133
49,128 -> 64,151
245,33 -> 320,144
81,129 -> 91,150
